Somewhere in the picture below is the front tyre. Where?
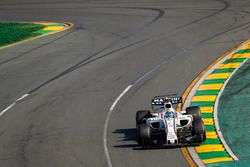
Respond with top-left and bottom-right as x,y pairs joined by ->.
193,119 -> 206,142
137,124 -> 151,146
186,106 -> 202,121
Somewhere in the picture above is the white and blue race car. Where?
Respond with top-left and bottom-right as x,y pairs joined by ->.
136,95 -> 206,147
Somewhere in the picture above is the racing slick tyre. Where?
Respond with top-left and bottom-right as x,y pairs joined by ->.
136,110 -> 151,126
186,106 -> 202,121
193,119 -> 206,142
137,124 -> 151,146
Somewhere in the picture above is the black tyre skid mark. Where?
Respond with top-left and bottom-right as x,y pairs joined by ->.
26,7 -> 165,94
3,0 -> 246,96
27,0 -> 229,94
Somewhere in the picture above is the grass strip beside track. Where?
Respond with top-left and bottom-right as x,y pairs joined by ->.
0,22 -> 69,48
0,23 -> 45,46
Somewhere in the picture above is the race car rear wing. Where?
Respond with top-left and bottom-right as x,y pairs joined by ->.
151,95 -> 182,110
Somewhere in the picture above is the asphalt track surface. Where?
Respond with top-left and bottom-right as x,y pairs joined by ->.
0,0 -> 250,167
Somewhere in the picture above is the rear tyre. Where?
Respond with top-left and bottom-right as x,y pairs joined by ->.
193,119 -> 206,142
136,110 -> 150,126
186,106 -> 201,121
137,124 -> 151,146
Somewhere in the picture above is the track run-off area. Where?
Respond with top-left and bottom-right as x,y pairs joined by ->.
0,0 -> 250,167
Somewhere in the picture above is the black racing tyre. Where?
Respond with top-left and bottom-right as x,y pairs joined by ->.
186,106 -> 201,121
137,124 -> 151,146
193,119 -> 206,142
136,110 -> 150,126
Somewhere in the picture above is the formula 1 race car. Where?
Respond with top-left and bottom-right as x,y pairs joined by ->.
136,95 -> 206,147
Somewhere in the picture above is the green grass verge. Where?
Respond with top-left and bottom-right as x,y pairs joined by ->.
0,22 -> 45,47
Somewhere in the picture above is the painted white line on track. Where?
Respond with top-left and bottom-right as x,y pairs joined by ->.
104,85 -> 132,167
17,94 -> 30,102
0,103 -> 16,117
0,94 -> 29,117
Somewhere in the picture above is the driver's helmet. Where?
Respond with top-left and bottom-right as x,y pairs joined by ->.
164,101 -> 173,111
163,101 -> 175,118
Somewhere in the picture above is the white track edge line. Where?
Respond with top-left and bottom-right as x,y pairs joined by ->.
0,103 -> 16,117
0,94 -> 30,117
104,85 -> 132,167
17,94 -> 30,102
